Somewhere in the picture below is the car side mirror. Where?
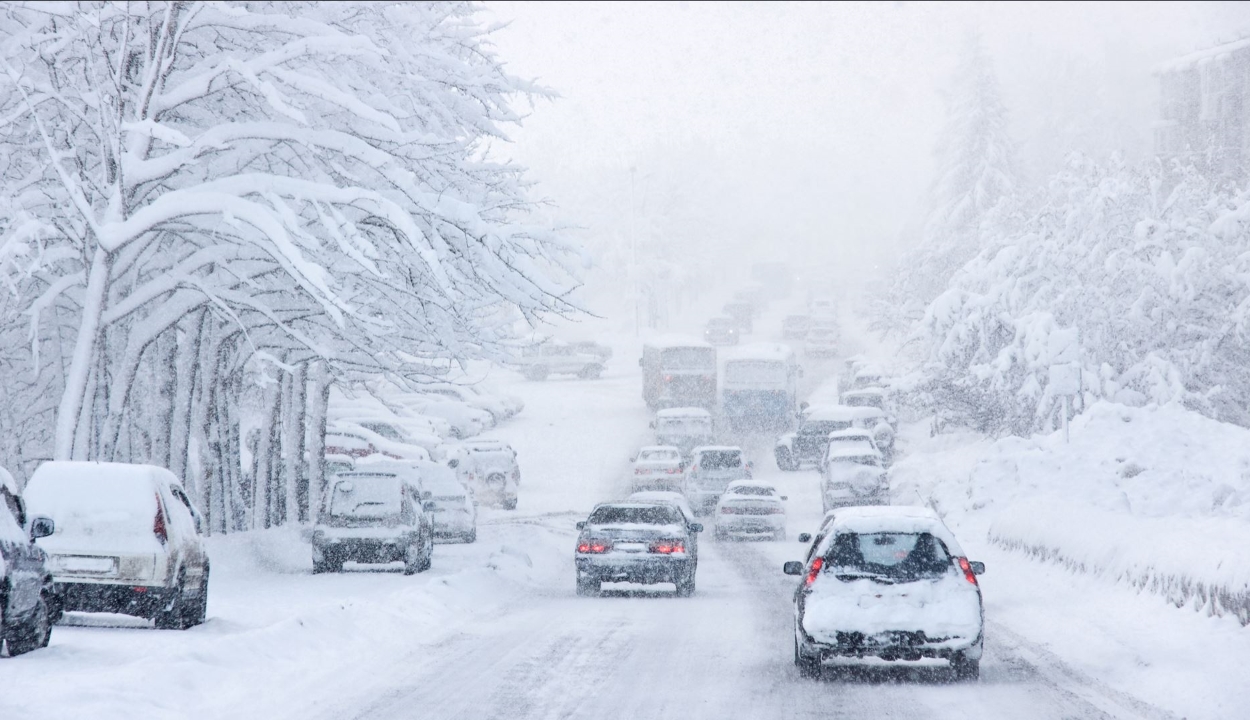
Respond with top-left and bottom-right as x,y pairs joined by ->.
29,515 -> 54,541
799,401 -> 809,411
797,533 -> 812,543
969,561 -> 986,575
576,521 -> 586,530
423,502 -> 437,513
782,561 -> 804,576
780,495 -> 788,501
422,490 -> 433,502
629,455 -> 637,462
447,459 -> 459,469
690,523 -> 703,533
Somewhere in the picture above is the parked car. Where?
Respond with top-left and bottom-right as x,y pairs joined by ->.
630,445 -> 686,492
328,420 -> 433,462
703,316 -> 740,346
820,446 -> 888,513
574,503 -> 702,597
446,439 -> 519,510
0,474 -> 55,655
651,407 -> 715,458
569,340 -> 614,363
784,506 -> 986,679
714,480 -> 787,541
425,471 -> 477,544
684,446 -> 753,514
804,326 -> 839,357
421,383 -> 523,424
25,461 -> 209,630
398,395 -> 492,439
782,314 -> 811,340
511,340 -> 604,381
311,467 -> 435,575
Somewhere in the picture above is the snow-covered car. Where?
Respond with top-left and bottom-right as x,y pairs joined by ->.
574,503 -> 702,597
511,341 -> 604,381
630,445 -> 687,492
821,447 -> 888,512
447,440 -> 520,510
25,462 -> 209,630
784,506 -> 986,679
421,383 -> 523,424
0,474 -> 56,655
722,301 -> 754,334
703,316 -> 740,346
311,468 -> 435,575
651,407 -> 715,458
782,314 -> 811,340
775,404 -> 863,471
328,420 -> 433,462
569,340 -> 614,363
808,296 -> 837,319
714,480 -> 788,541
426,471 -> 477,544
804,326 -> 839,357
684,446 -> 753,514
398,396 -> 492,439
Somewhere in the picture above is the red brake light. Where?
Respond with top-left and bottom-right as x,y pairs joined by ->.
650,541 -> 685,554
635,468 -> 646,475
666,468 -> 681,474
805,557 -> 824,586
153,496 -> 168,545
958,557 -> 978,585
720,506 -> 736,514
578,541 -> 611,553
664,375 -> 673,382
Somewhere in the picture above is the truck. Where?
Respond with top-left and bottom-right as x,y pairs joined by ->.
720,344 -> 801,432
640,336 -> 717,410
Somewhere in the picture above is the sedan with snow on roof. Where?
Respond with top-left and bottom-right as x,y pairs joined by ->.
784,506 -> 985,680
684,446 -> 753,515
574,503 -> 702,597
714,480 -> 788,541
629,446 -> 687,492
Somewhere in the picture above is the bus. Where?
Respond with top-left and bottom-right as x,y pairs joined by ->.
721,343 -> 801,432
640,336 -> 717,410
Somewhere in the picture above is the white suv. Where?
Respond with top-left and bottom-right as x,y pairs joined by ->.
25,462 -> 209,630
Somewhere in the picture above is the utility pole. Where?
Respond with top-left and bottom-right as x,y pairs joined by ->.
629,165 -> 640,336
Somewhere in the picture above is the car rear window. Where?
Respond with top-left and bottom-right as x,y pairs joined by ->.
825,532 -> 951,580
803,420 -> 852,434
697,451 -> 742,470
25,465 -> 158,538
639,449 -> 680,462
329,475 -> 403,519
660,347 -> 715,371
589,505 -> 679,525
728,485 -> 774,496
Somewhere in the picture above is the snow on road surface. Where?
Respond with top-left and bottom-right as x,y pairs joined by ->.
3,347 -> 1242,720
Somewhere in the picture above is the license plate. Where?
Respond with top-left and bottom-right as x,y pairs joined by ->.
615,543 -> 647,553
58,555 -> 116,573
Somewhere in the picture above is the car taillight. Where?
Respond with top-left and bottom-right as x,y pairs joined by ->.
665,468 -> 681,474
766,506 -> 784,514
805,557 -> 824,586
958,557 -> 978,586
720,506 -> 737,514
577,540 -> 611,553
154,496 -> 168,545
635,468 -> 647,475
664,374 -> 673,382
650,541 -> 685,554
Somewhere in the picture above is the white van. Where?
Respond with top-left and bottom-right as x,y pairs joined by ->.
24,462 -> 209,629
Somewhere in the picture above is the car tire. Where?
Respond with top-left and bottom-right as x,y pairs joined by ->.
775,447 -> 797,472
502,495 -> 518,511
6,595 -> 51,655
182,565 -> 209,627
578,365 -> 603,380
403,542 -> 422,575
153,577 -> 188,630
675,569 -> 696,597
576,576 -> 600,597
418,532 -> 434,572
463,529 -> 477,544
951,652 -> 980,681
795,635 -> 820,679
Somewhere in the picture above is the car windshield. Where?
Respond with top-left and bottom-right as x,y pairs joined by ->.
660,347 -> 715,371
844,394 -> 883,409
359,422 -> 402,441
802,420 -> 852,434
328,476 -> 403,519
657,417 -> 711,434
825,532 -> 951,580
828,454 -> 880,466
698,450 -> 743,469
588,505 -> 679,525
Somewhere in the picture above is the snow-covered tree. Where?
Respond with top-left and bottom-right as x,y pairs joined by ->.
0,2 -> 579,527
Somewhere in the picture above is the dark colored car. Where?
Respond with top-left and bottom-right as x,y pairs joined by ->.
574,503 -> 702,597
311,469 -> 435,574
774,405 -> 857,471
1,485 -> 56,656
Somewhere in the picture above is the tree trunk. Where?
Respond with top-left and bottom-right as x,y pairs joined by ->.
283,363 -> 308,525
170,311 -> 206,484
255,379 -> 282,529
55,246 -> 111,460
306,361 -> 331,522
151,328 -> 178,468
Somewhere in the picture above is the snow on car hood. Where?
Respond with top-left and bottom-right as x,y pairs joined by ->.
802,572 -> 981,643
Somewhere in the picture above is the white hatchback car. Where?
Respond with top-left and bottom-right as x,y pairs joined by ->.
630,445 -> 686,492
784,506 -> 985,679
25,461 -> 209,630
714,480 -> 787,541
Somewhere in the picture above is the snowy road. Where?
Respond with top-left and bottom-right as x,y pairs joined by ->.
0,351 -> 1218,720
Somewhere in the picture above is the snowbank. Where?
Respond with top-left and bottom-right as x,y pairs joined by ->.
892,401 -> 1250,624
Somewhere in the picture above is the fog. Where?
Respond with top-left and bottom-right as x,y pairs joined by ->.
488,0 -> 1250,318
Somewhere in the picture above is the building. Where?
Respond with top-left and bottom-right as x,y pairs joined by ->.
1155,36 -> 1250,177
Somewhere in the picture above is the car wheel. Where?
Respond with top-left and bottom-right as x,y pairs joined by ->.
675,569 -> 696,597
463,528 -> 477,544
795,634 -> 820,679
576,576 -> 600,597
6,595 -> 51,655
775,447 -> 797,472
502,495 -> 518,511
182,565 -> 209,627
418,532 -> 434,572
153,577 -> 188,630
578,365 -> 602,380
951,652 -> 980,681
403,542 -> 421,575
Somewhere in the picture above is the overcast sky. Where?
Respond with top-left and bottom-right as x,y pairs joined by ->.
484,1 -> 1250,306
